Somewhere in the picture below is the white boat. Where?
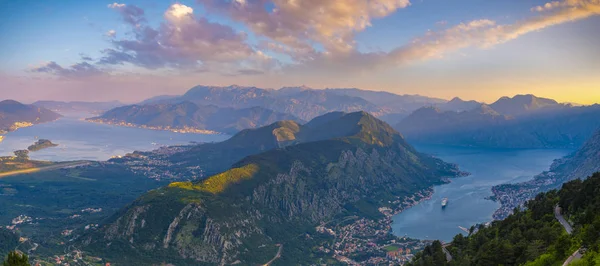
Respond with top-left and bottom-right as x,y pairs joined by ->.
441,198 -> 448,208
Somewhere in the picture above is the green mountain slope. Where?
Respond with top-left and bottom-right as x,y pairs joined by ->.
409,172 -> 600,266
80,111 -> 462,265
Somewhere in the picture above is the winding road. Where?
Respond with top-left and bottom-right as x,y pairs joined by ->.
555,205 -> 583,266
263,244 -> 283,266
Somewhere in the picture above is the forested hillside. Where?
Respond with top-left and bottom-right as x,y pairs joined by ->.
409,172 -> 600,266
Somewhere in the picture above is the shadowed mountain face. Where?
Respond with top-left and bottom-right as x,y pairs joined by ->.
0,100 -> 61,133
489,94 -> 566,116
396,102 -> 600,148
87,101 -> 303,134
438,97 -> 482,112
81,111 -> 462,265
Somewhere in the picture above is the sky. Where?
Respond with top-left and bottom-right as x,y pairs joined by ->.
0,0 -> 599,104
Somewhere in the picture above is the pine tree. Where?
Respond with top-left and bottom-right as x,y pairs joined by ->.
2,251 -> 30,266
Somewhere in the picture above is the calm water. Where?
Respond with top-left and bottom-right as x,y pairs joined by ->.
392,144 -> 572,242
0,112 -> 229,161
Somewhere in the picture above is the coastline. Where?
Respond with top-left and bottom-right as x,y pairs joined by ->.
84,119 -> 222,135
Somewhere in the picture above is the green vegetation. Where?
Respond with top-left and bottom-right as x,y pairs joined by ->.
0,163 -> 166,257
169,164 -> 259,194
81,111 -> 462,265
409,172 -> 600,266
0,230 -> 19,256
27,139 -> 58,152
0,156 -> 53,175
2,251 -> 30,266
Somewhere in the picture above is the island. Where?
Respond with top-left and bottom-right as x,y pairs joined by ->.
27,139 -> 59,152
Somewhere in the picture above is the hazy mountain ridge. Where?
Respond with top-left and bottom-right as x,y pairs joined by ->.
87,101 -> 303,134
139,85 -> 450,122
81,112 -> 462,265
396,95 -> 599,148
33,100 -> 123,115
0,100 -> 62,134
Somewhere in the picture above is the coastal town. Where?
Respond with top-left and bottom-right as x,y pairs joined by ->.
85,118 -> 220,134
108,145 -> 204,181
491,169 -> 566,220
314,189 -> 437,265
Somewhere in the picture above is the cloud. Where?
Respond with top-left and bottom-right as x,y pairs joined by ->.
108,2 -> 145,26
106,29 -> 116,37
198,0 -> 411,59
291,0 -> 600,72
29,61 -> 104,79
27,0 -> 600,79
98,3 -> 272,74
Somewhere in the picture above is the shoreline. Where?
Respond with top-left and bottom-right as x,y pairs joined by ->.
84,119 -> 223,135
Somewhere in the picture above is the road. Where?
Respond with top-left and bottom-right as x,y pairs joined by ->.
555,205 -> 583,266
442,247 -> 453,262
263,244 -> 283,266
0,161 -> 92,178
555,205 -> 573,234
562,249 -> 583,266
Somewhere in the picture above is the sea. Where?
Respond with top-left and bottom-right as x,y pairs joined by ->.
391,144 -> 572,242
0,112 -> 230,161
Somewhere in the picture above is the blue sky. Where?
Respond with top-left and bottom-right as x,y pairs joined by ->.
0,0 -> 599,103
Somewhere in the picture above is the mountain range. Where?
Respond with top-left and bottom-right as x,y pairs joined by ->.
0,100 -> 61,134
80,111 -> 463,265
88,101 -> 303,134
33,100 -> 123,115
396,95 -> 600,148
139,85 -> 449,122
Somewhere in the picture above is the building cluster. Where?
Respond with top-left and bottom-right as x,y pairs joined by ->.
109,145 -> 206,181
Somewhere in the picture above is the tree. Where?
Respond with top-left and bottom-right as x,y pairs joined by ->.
2,251 -> 30,266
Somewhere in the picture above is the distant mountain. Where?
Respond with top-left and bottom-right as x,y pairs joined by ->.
138,85 -> 448,121
489,94 -> 566,116
396,98 -> 600,148
88,101 -> 303,134
81,111 -> 462,265
324,88 -> 447,113
0,100 -> 61,133
396,105 -> 511,141
437,97 -> 482,112
137,95 -> 179,105
33,100 -> 123,115
492,127 -> 600,219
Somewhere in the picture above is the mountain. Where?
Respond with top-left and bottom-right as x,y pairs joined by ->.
410,171 -> 600,266
0,100 -> 61,134
32,100 -> 123,115
489,94 -> 566,116
396,105 -> 511,143
395,102 -> 600,149
492,127 -> 600,219
437,97 -> 482,112
87,101 -> 302,134
139,85 -> 449,121
137,95 -> 179,105
324,88 -> 447,113
81,112 -> 462,265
